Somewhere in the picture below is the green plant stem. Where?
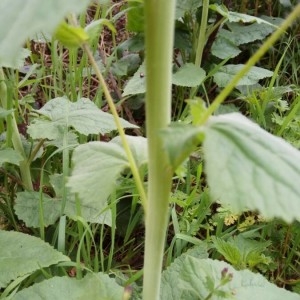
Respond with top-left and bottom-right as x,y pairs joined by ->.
190,0 -> 209,99
195,0 -> 209,67
143,1 -> 176,299
200,4 -> 300,124
0,68 -> 33,191
82,44 -> 147,210
27,139 -> 45,165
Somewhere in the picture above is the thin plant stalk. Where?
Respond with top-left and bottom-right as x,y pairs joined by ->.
82,44 -> 147,210
190,0 -> 209,99
200,4 -> 300,124
143,1 -> 176,299
195,0 -> 209,68
0,68 -> 33,191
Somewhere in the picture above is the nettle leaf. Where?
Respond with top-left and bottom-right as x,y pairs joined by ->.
14,191 -> 61,228
122,63 -> 146,96
0,230 -> 69,289
172,63 -> 206,87
164,256 -> 300,300
0,148 -> 23,167
0,0 -> 91,68
67,136 -> 147,222
214,64 -> 273,87
28,97 -> 137,139
212,236 -> 272,270
12,272 -> 123,300
203,113 -> 300,222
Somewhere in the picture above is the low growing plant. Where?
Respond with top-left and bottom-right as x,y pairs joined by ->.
0,0 -> 300,299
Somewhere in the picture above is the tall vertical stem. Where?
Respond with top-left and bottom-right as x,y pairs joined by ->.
0,68 -> 33,191
143,1 -> 176,299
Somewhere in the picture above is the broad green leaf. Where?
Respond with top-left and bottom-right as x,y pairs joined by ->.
203,113 -> 300,222
122,63 -> 146,96
0,108 -> 14,118
0,0 -> 91,68
226,22 -> 275,45
161,124 -> 204,171
176,0 -> 202,19
111,136 -> 148,167
0,148 -> 23,166
15,180 -> 112,227
172,257 -> 300,300
214,64 -> 273,87
0,48 -> 31,69
0,230 -> 69,288
50,173 -> 112,225
45,131 -> 79,148
12,272 -> 123,300
67,136 -> 147,222
111,54 -> 141,77
211,36 -> 241,59
123,62 -> 206,95
172,63 -> 206,87
14,191 -> 61,228
160,243 -> 209,299
126,1 -> 144,33
210,4 -> 277,26
27,97 -> 137,139
212,22 -> 275,59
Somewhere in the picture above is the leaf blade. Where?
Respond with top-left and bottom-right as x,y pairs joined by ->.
203,113 -> 300,222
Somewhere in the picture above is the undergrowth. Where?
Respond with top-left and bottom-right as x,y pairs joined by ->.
0,0 -> 300,299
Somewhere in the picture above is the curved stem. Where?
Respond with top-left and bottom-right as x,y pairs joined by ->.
82,44 -> 147,210
200,4 -> 300,124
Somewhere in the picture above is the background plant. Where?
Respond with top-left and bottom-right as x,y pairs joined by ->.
0,0 -> 300,299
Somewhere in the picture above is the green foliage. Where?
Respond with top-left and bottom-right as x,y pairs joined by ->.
172,63 -> 206,87
0,0 -> 91,67
0,230 -> 69,289
212,235 -> 272,270
126,1 -> 144,33
213,65 -> 273,87
161,255 -> 300,300
67,136 -> 147,225
53,22 -> 89,49
28,97 -> 136,139
0,148 -> 23,166
11,273 -> 124,300
0,0 -> 300,299
202,112 -> 300,222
